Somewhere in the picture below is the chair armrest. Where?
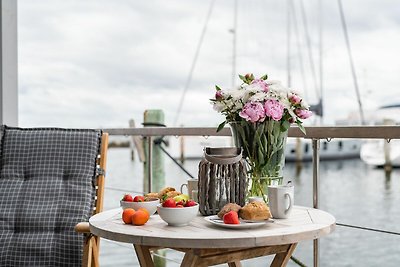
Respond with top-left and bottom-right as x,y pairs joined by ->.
75,222 -> 90,233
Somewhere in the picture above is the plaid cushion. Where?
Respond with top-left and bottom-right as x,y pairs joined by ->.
0,126 -> 102,266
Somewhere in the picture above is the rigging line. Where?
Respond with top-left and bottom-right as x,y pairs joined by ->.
290,0 -> 309,101
337,222 -> 400,236
299,0 -> 320,100
156,141 -> 196,179
173,0 -> 216,126
337,0 -> 365,125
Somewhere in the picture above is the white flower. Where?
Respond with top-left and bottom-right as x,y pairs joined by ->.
212,101 -> 226,112
245,83 -> 265,93
249,92 -> 267,102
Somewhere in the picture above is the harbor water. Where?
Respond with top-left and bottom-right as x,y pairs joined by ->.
100,147 -> 400,267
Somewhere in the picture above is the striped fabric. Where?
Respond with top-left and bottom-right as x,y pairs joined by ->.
0,126 -> 102,266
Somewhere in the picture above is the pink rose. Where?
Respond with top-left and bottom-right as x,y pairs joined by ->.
295,109 -> 312,119
289,93 -> 301,104
239,102 -> 265,123
264,99 -> 284,121
251,79 -> 269,92
215,90 -> 224,101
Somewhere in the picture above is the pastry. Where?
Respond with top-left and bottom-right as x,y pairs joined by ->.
165,190 -> 181,199
144,192 -> 159,201
217,203 -> 242,219
239,201 -> 271,221
158,187 -> 176,199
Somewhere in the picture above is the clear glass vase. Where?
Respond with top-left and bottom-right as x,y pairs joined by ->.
230,120 -> 288,202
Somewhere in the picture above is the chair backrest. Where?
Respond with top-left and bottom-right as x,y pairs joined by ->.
0,126 -> 108,266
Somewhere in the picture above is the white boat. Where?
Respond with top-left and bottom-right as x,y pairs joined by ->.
285,138 -> 360,162
360,104 -> 400,167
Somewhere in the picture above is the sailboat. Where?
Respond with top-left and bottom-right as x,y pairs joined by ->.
360,104 -> 400,167
169,0 -> 363,162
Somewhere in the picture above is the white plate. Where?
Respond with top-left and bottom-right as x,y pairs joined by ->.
204,215 -> 273,229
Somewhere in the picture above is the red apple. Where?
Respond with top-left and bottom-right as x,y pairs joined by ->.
122,194 -> 133,202
133,195 -> 145,202
185,200 -> 197,207
162,198 -> 176,208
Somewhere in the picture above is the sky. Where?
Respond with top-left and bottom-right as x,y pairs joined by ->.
17,0 -> 400,129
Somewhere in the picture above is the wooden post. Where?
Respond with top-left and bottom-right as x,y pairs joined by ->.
143,110 -> 165,194
129,119 -> 136,161
180,135 -> 185,163
295,137 -> 303,171
383,119 -> 393,173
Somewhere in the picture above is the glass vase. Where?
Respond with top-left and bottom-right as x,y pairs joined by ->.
230,120 -> 288,202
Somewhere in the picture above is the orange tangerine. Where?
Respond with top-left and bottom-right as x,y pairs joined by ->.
138,207 -> 150,216
122,208 -> 136,224
132,209 -> 149,226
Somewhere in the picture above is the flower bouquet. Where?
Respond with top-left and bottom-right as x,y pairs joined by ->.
211,73 -> 312,201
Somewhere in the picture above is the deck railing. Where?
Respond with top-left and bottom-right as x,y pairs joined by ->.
103,125 -> 400,267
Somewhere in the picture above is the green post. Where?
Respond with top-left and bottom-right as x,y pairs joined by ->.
143,110 -> 166,267
143,109 -> 165,194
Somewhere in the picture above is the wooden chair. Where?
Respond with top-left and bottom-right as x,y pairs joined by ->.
76,132 -> 108,267
0,126 -> 108,267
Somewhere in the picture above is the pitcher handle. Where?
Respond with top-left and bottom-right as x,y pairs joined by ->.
284,193 -> 292,214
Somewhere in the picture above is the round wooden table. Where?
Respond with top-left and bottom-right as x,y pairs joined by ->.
89,206 -> 335,267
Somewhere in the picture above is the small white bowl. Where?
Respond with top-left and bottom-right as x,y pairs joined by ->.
157,204 -> 199,226
120,198 -> 160,215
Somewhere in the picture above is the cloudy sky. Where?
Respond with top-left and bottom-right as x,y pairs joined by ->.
17,0 -> 400,128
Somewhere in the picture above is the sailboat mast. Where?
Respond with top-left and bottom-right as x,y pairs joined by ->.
319,0 -> 324,124
287,0 -> 292,88
337,0 -> 365,125
232,0 -> 238,88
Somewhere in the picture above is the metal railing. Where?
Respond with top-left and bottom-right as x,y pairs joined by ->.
103,125 -> 400,267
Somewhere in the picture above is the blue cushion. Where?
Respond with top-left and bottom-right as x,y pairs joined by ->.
0,126 -> 102,266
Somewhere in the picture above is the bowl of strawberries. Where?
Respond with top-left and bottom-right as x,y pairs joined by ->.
157,196 -> 199,226
120,194 -> 159,215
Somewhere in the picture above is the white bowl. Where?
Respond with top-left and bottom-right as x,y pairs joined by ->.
120,198 -> 160,215
157,204 -> 199,226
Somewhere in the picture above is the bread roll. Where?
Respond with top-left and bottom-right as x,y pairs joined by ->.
239,201 -> 271,221
217,203 -> 242,219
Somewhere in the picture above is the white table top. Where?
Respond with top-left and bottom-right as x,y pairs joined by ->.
89,206 -> 335,249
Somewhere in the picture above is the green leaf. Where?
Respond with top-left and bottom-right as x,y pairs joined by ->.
215,85 -> 222,91
216,121 -> 226,132
239,74 -> 246,83
281,120 -> 290,132
260,74 -> 268,80
297,122 -> 306,135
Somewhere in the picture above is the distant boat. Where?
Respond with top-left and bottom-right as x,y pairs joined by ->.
360,104 -> 400,167
285,138 -> 360,162
167,134 -> 361,162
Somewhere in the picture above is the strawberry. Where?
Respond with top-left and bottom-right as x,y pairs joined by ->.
122,194 -> 134,202
176,200 -> 185,206
162,198 -> 176,208
184,200 -> 197,207
176,204 -> 184,208
133,195 -> 145,202
223,211 -> 240,224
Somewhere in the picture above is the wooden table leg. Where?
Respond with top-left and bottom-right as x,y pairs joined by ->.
181,250 -> 207,267
271,243 -> 297,267
134,245 -> 155,267
228,261 -> 242,267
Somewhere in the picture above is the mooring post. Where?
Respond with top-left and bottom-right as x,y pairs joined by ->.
143,110 -> 165,194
